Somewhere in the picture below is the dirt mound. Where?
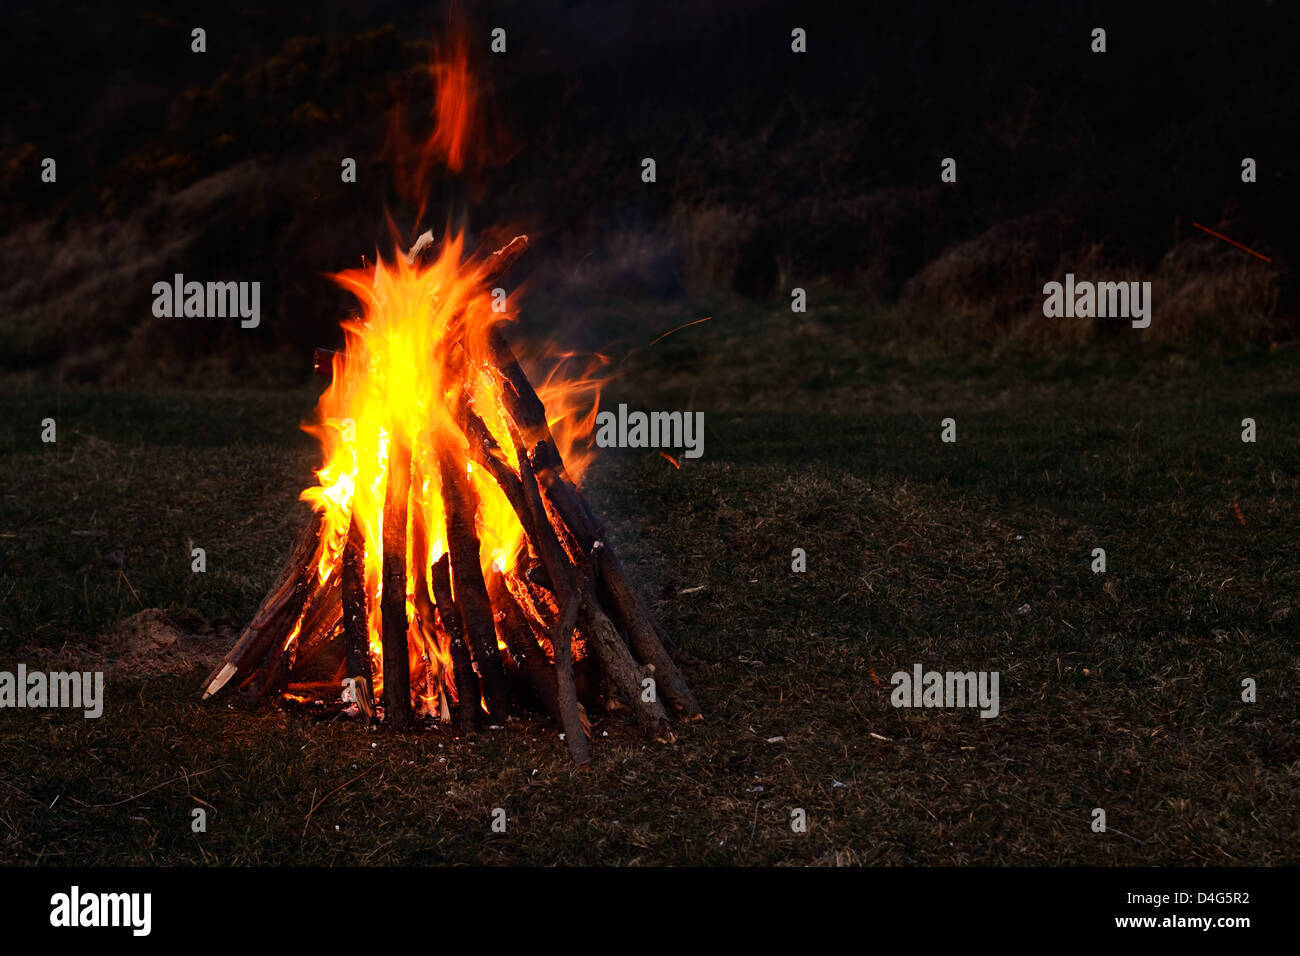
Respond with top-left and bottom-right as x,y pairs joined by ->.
110,608 -> 230,675
18,609 -> 232,679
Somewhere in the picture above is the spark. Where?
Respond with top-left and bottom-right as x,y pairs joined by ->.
1191,222 -> 1272,263
648,315 -> 711,348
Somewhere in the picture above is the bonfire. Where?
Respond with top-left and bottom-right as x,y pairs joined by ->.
200,41 -> 699,764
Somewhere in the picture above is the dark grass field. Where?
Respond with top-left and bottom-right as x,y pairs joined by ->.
1,301 -> 1298,865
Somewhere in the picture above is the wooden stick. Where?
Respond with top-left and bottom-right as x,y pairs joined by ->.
488,573 -> 561,724
380,438 -> 414,730
530,439 -> 701,719
243,575 -> 344,702
481,235 -> 529,285
287,681 -> 356,696
203,513 -> 323,698
450,236 -> 530,348
291,575 -> 343,663
250,631 -> 298,704
525,563 -> 554,593
486,327 -> 677,654
512,432 -> 573,600
488,326 -> 553,448
549,591 -> 589,764
459,403 -> 534,541
512,433 -> 591,763
487,325 -> 696,717
577,550 -> 674,742
249,569 -> 343,699
430,553 -> 480,735
409,490 -> 446,719
436,444 -> 511,721
341,512 -> 374,720
445,236 -> 531,349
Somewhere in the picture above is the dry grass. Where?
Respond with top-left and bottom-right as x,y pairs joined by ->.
1,307 -> 1297,865
902,217 -> 1286,351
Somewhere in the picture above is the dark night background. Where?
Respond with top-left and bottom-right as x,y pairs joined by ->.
2,0 -> 1296,382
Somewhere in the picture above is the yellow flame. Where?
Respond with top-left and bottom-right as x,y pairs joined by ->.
297,229 -> 603,705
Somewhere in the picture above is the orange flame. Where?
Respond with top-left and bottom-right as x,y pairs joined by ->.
290,36 -> 605,712
430,41 -> 475,174
388,35 -> 488,223
299,233 -> 603,701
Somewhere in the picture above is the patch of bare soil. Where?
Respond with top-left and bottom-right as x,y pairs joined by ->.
20,609 -> 233,679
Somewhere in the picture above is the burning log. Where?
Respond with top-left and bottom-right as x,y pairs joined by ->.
409,499 -> 445,721
511,428 -> 571,614
511,405 -> 701,719
341,514 -> 374,719
459,404 -> 533,541
487,326 -> 689,681
287,681 -> 353,697
250,632 -> 297,704
204,235 -> 698,763
526,563 -> 554,592
437,444 -> 511,720
430,553 -> 480,735
381,438 -> 415,730
281,575 -> 344,689
511,430 -> 591,763
481,234 -> 529,283
488,573 -> 560,723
